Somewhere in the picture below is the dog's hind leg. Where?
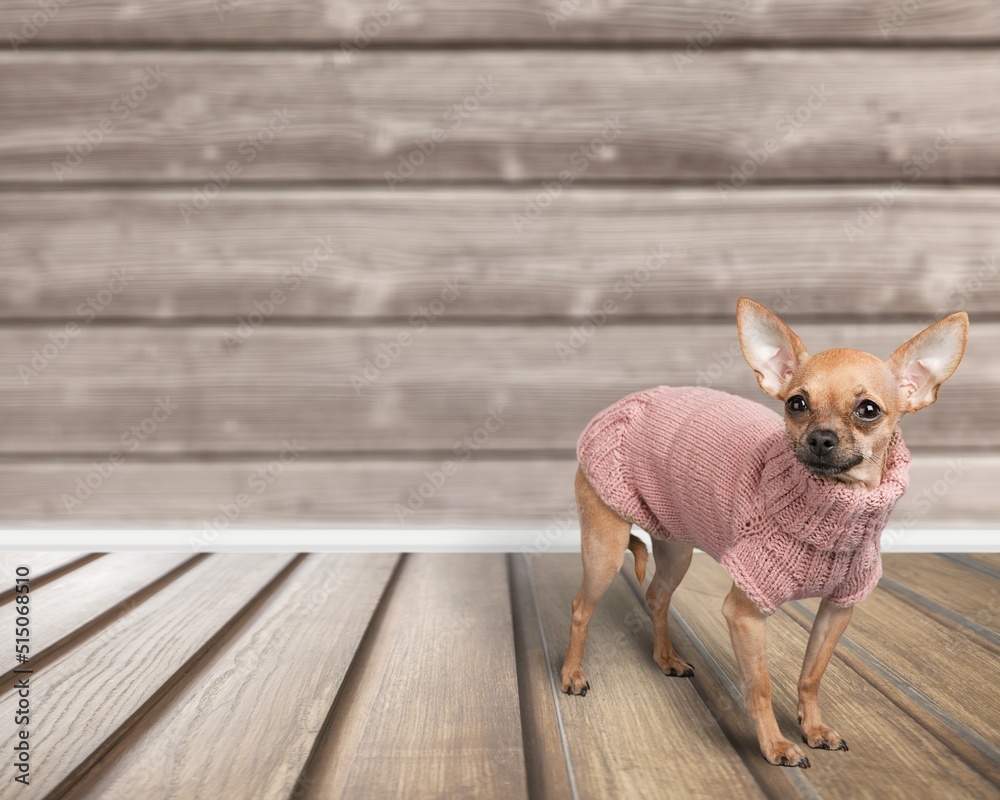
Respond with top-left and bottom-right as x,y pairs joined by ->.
646,538 -> 695,677
561,466 -> 631,696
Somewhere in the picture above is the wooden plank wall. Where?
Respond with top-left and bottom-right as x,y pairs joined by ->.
1,2 -> 998,525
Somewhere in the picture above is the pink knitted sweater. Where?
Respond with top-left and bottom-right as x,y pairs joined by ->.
577,387 -> 910,614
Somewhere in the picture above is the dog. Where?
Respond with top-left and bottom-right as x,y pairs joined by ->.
562,297 -> 969,768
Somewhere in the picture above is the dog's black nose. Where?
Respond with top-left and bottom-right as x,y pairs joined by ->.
807,429 -> 839,456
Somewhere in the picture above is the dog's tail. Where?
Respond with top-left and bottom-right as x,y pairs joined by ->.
627,534 -> 648,584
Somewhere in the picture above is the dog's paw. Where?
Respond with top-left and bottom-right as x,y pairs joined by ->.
801,724 -> 849,752
560,666 -> 591,696
763,740 -> 811,769
654,651 -> 694,678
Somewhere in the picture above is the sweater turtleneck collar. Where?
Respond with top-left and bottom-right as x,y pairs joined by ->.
746,428 -> 911,553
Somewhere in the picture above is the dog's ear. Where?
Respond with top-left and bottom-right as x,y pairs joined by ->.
887,312 -> 969,412
736,297 -> 808,399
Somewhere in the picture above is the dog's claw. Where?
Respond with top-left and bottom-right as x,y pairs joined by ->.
658,658 -> 695,678
767,742 -> 811,769
802,734 -> 849,752
560,667 -> 590,696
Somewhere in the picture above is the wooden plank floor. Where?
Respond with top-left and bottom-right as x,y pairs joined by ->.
1,552 -> 997,799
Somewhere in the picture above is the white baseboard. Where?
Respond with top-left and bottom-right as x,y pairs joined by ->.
0,526 -> 996,552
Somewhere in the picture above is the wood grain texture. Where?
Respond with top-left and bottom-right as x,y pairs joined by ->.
64,554 -> 399,800
0,458 -> 579,525
0,552 -> 97,597
4,188 -> 1000,321
3,0 -> 1000,43
882,553 -> 1000,636
303,554 -> 528,799
0,554 -> 294,798
671,555 -> 1000,799
0,323 -> 993,453
2,50 -> 998,182
527,553 -> 767,798
0,552 -> 194,672
0,454 -> 993,524
963,553 -> 1000,571
507,555 -> 575,800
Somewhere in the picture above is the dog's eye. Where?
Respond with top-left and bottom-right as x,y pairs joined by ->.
786,395 -> 808,414
855,400 -> 882,421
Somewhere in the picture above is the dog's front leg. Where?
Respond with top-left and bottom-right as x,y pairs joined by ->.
723,584 -> 811,768
797,598 -> 852,751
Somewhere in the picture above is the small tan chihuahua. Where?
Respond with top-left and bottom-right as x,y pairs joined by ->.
562,298 -> 969,768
